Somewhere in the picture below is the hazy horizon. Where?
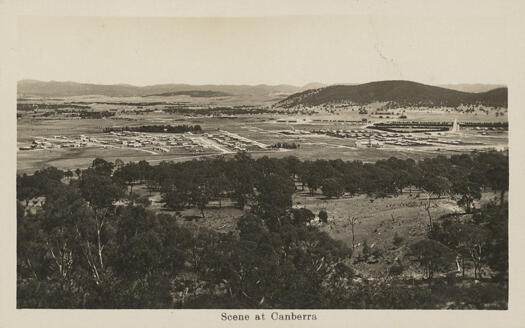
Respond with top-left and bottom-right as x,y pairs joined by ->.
17,79 -> 507,90
18,16 -> 507,86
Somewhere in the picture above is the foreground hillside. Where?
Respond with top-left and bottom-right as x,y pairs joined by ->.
275,80 -> 507,109
17,152 -> 508,309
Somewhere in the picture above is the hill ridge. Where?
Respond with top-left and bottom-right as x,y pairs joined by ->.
275,80 -> 507,108
17,80 -> 324,98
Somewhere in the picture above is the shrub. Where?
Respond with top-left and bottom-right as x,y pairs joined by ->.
319,210 -> 328,223
389,264 -> 404,276
393,232 -> 404,247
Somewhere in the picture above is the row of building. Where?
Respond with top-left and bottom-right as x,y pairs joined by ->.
204,131 -> 264,152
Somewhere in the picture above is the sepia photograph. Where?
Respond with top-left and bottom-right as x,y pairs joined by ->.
14,15 -> 510,310
4,1 -> 523,322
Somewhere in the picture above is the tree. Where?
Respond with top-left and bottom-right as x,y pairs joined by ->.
431,221 -> 489,279
253,173 -> 295,227
421,175 -> 452,227
422,175 -> 452,199
409,239 -> 455,286
17,174 -> 40,208
487,166 -> 508,206
90,158 -> 114,176
291,208 -> 315,226
114,158 -> 125,170
456,224 -> 490,279
189,184 -> 211,218
162,190 -> 188,211
283,156 -> 301,181
453,179 -> 482,214
206,161 -> 230,208
39,184 -> 93,284
17,182 -> 100,307
306,173 -> 322,196
321,178 -> 345,198
349,216 -> 359,251
78,170 -> 125,281
474,202 -> 508,281
17,168 -> 65,205
342,172 -> 360,196
114,162 -> 142,196
319,210 -> 328,224
228,152 -> 256,209
64,169 -> 74,180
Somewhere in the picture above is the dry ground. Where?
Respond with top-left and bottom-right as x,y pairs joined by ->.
132,181 -> 500,278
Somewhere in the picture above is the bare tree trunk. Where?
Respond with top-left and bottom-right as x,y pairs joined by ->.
351,222 -> 355,251
96,214 -> 106,272
425,194 -> 433,228
350,217 -> 358,251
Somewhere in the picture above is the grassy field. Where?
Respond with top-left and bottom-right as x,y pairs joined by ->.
17,106 -> 508,173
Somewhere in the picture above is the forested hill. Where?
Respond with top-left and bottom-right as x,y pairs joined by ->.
275,80 -> 508,108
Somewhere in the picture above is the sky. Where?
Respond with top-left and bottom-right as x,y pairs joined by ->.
17,15 -> 508,86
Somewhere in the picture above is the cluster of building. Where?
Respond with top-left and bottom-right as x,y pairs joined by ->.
204,131 -> 266,152
19,135 -> 89,150
19,129 -> 271,155
19,131 -> 209,154
279,129 -> 311,136
274,118 -> 367,124
314,129 -> 379,139
312,119 -> 367,123
107,131 -> 205,152
312,128 -> 472,149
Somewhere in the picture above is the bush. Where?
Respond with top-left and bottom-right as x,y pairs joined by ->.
362,240 -> 371,258
319,210 -> 328,223
388,264 -> 404,276
393,232 -> 404,247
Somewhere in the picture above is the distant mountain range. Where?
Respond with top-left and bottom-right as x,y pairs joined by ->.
17,80 -> 323,98
145,90 -> 232,97
18,80 -> 507,108
275,80 -> 507,108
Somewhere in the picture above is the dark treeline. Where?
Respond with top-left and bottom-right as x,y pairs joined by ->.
17,103 -> 91,111
372,121 -> 508,128
369,126 -> 449,133
17,151 -> 508,309
163,106 -> 312,116
79,111 -> 116,119
270,142 -> 299,149
103,124 -> 202,134
163,106 -> 270,116
70,101 -> 169,106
